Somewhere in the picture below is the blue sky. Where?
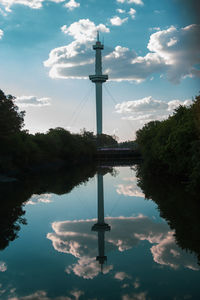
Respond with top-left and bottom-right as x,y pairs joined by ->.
0,0 -> 199,141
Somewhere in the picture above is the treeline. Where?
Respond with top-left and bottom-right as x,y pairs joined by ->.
135,163 -> 200,264
136,94 -> 200,192
0,89 -> 117,176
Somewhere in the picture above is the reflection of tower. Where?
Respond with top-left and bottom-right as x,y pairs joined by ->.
89,32 -> 108,135
92,173 -> 111,271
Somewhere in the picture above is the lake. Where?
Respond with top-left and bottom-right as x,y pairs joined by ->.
0,165 -> 200,300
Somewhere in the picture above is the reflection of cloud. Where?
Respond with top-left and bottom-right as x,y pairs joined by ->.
0,261 -> 7,272
47,215 -> 199,276
8,289 -> 84,300
66,257 -> 113,279
151,231 -> 199,271
133,278 -> 140,289
47,219 -> 113,279
116,175 -> 144,198
122,292 -> 147,300
26,194 -> 52,205
114,271 -> 131,281
116,184 -> 144,197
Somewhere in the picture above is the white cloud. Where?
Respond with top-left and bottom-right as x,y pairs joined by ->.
0,261 -> 7,272
0,0 -> 67,12
115,96 -> 192,124
0,29 -> 4,39
149,27 -> 161,31
116,8 -> 125,13
64,0 -> 80,11
60,19 -> 109,44
128,8 -> 136,19
147,24 -> 200,83
15,95 -> 51,107
110,16 -> 128,26
0,0 -> 44,12
45,23 -> 200,83
25,193 -> 53,205
117,0 -> 143,5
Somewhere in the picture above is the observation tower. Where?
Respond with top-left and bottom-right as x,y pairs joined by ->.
89,32 -> 108,135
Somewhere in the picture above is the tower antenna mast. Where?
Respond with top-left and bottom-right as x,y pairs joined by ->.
89,32 -> 108,135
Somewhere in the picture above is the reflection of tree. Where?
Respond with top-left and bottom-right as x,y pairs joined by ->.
0,165 -> 112,251
136,163 -> 200,264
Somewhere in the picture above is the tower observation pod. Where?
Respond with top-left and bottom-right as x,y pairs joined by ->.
89,32 -> 108,135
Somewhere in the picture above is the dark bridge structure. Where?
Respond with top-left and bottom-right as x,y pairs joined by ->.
96,147 -> 141,164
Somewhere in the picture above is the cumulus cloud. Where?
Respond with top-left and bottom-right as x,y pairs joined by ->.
64,0 -> 80,10
0,29 -> 4,39
60,19 -> 109,44
0,0 -> 66,12
0,261 -> 7,272
110,16 -> 128,26
115,96 -> 192,124
0,0 -> 44,12
45,22 -> 200,83
147,24 -> 200,83
25,193 -> 53,205
117,0 -> 143,5
128,8 -> 136,19
116,8 -> 125,13
15,95 -> 51,107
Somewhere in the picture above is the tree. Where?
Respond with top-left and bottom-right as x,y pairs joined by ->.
0,89 -> 25,137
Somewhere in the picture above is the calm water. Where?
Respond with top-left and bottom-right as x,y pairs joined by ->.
0,166 -> 200,300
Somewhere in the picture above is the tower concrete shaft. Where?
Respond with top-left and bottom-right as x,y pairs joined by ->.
89,35 -> 108,135
92,173 -> 111,270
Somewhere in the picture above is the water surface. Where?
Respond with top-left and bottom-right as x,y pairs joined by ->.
0,166 -> 200,299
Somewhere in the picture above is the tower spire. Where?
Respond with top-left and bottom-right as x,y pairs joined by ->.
89,33 -> 108,135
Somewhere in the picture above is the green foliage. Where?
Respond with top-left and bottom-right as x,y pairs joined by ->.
136,95 -> 200,190
0,89 -> 25,137
96,133 -> 118,147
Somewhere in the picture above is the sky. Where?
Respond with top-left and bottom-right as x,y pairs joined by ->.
0,0 -> 200,141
